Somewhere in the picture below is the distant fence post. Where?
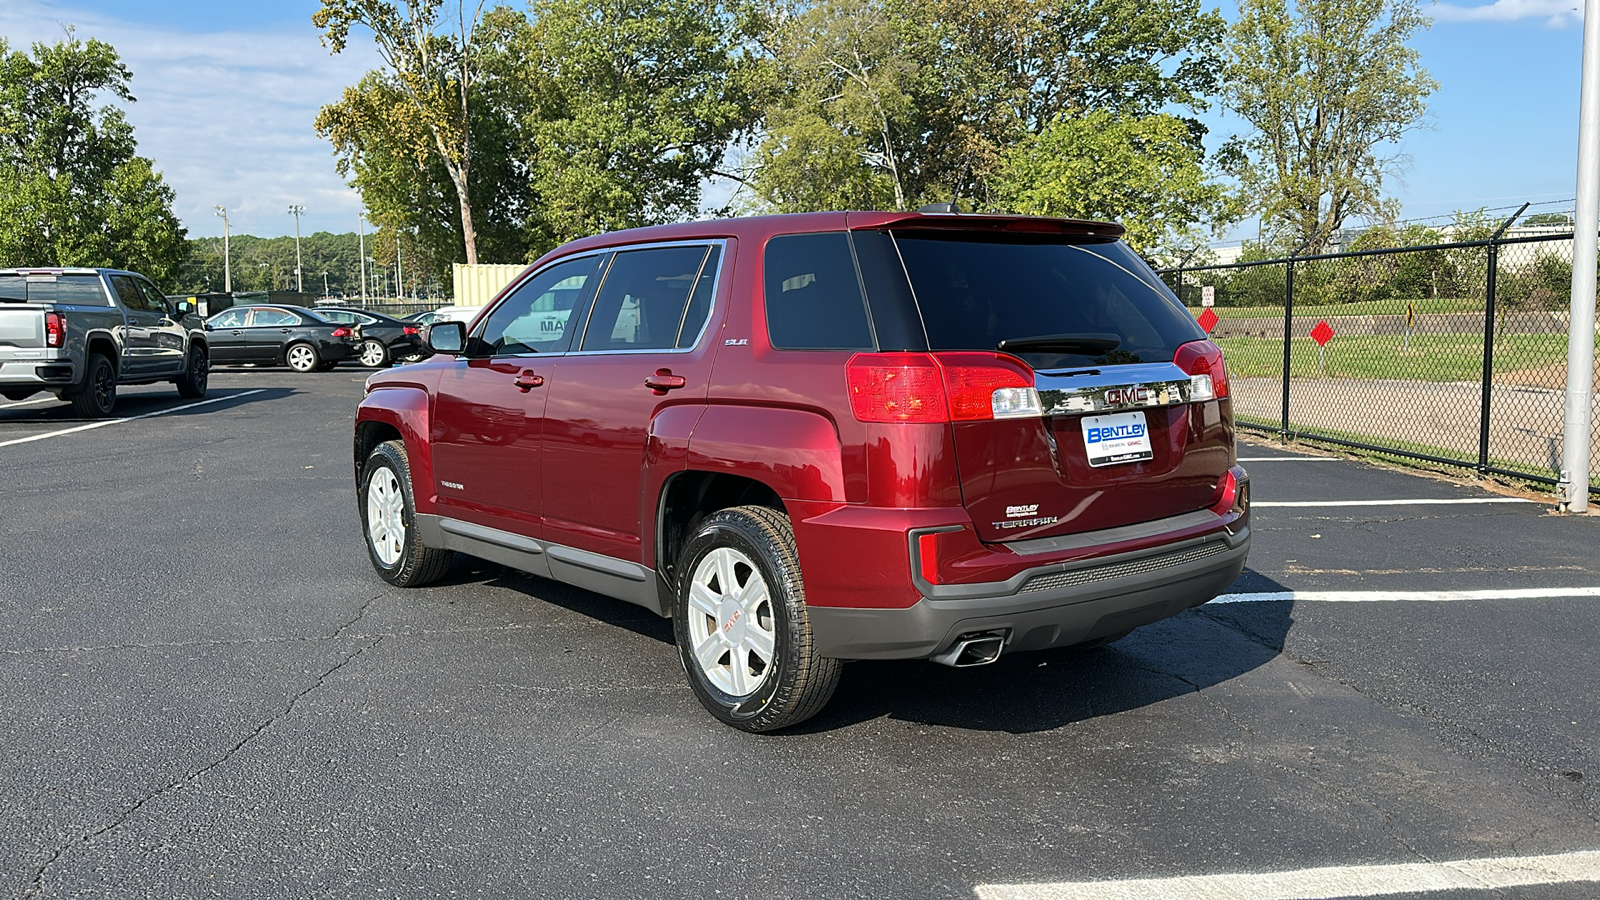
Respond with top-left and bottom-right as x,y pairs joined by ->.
1281,258 -> 1294,437
1478,203 -> 1529,472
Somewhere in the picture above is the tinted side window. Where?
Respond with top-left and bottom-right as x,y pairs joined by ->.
477,256 -> 599,355
580,245 -> 712,352
137,281 -> 171,316
763,233 -> 873,350
110,275 -> 149,311
677,245 -> 720,349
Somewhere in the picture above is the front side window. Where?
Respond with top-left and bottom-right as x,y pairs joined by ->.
580,245 -> 717,352
476,256 -> 600,355
763,233 -> 874,351
209,308 -> 246,328
110,275 -> 150,312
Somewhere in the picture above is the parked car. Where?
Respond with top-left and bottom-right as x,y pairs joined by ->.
403,306 -> 486,327
353,211 -> 1250,732
313,307 -> 427,367
204,305 -> 356,372
0,267 -> 209,416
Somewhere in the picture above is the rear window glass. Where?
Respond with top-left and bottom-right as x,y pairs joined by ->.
0,274 -> 110,306
764,233 -> 874,350
892,235 -> 1204,368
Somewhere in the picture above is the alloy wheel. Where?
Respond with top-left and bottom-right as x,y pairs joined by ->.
365,466 -> 406,567
685,547 -> 777,697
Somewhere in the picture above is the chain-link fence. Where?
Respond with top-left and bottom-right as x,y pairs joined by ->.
1159,233 -> 1600,496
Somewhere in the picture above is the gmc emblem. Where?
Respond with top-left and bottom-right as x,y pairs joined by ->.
1105,385 -> 1150,406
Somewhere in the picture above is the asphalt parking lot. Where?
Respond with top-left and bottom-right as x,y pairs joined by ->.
3,370 -> 1599,899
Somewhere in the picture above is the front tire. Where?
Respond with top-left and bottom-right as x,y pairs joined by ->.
175,346 -> 209,399
673,505 -> 841,733
68,353 -> 117,417
285,341 -> 320,373
359,440 -> 453,587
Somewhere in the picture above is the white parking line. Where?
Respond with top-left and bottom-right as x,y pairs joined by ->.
0,390 -> 265,449
1236,456 -> 1337,462
975,848 -> 1600,900
1212,587 -> 1600,604
1253,498 -> 1533,508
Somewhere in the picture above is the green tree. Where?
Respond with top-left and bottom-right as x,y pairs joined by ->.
514,0 -> 761,252
993,110 -> 1231,251
315,0 -> 500,265
1221,0 -> 1435,255
745,0 -> 1226,214
0,33 -> 187,283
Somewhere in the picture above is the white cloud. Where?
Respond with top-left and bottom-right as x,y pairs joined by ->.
1433,0 -> 1585,27
0,1 -> 383,238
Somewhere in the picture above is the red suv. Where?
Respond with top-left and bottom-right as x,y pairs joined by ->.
354,212 -> 1250,731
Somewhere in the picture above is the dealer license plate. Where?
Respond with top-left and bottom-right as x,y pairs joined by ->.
1082,411 -> 1153,467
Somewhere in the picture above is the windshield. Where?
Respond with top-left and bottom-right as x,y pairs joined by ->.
891,234 -> 1203,369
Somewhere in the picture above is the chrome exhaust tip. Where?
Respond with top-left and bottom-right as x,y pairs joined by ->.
931,631 -> 1007,668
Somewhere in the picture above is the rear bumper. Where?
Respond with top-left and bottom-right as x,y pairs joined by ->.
807,525 -> 1249,660
0,357 -> 78,390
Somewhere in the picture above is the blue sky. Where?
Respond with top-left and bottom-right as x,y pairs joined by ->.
0,0 -> 1592,246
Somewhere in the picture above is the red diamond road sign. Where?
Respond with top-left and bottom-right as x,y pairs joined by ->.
1310,320 -> 1335,346
1197,308 -> 1219,334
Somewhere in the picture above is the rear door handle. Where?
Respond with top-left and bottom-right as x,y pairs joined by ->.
514,370 -> 545,392
645,369 -> 687,393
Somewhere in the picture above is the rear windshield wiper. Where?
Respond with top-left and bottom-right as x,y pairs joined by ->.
996,333 -> 1121,355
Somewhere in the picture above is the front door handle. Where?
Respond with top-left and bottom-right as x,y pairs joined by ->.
645,369 -> 687,394
514,370 -> 545,392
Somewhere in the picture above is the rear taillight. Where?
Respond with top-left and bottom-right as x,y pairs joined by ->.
332,326 -> 353,338
402,326 -> 419,336
846,352 -> 1042,424
1174,340 -> 1229,400
44,312 -> 65,348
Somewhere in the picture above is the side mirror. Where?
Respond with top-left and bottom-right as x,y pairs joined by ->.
175,300 -> 194,317
426,320 -> 466,354
203,321 -> 214,331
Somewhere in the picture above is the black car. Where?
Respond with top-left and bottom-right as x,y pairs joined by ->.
314,307 -> 428,367
203,305 -> 357,372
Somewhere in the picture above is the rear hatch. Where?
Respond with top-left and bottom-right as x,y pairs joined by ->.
875,226 -> 1232,543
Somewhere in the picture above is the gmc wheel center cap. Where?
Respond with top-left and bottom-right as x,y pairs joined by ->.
718,597 -> 746,645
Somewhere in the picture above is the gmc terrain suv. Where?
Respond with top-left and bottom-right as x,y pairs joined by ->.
353,212 -> 1250,732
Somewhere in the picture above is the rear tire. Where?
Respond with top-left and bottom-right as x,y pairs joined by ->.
175,346 -> 208,399
358,339 -> 389,368
68,353 -> 116,417
286,342 -> 320,373
360,440 -> 452,587
673,505 -> 841,732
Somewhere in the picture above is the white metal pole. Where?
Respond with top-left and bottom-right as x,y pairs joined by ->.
1563,0 -> 1600,512
358,213 -> 368,306
214,206 -> 232,293
289,205 -> 305,293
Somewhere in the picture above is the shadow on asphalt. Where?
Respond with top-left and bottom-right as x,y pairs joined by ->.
0,387 -> 295,422
442,556 -> 1297,736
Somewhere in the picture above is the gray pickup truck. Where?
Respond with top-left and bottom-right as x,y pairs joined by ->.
0,267 -> 209,417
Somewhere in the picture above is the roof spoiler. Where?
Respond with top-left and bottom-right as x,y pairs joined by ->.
852,211 -> 1126,240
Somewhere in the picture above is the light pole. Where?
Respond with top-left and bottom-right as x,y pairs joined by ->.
358,212 -> 368,306
322,271 -> 330,296
213,205 -> 232,293
1562,0 -> 1600,512
287,204 -> 305,293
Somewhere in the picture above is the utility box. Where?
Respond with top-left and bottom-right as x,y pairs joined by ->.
451,263 -> 526,308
